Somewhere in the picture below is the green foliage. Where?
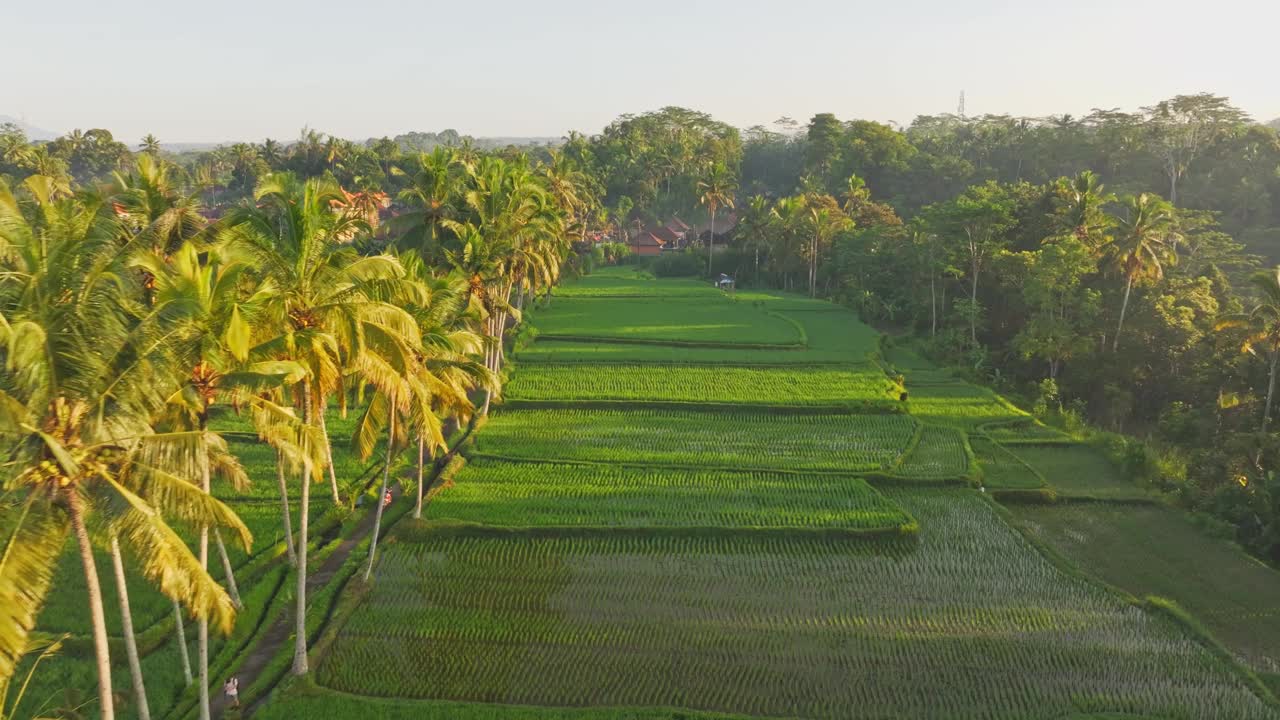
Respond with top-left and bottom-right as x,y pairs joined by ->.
534,298 -> 802,347
650,251 -> 705,278
315,491 -> 1276,719
477,408 -> 916,473
433,459 -> 914,532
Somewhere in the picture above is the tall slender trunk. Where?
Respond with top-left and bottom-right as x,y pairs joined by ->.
929,273 -> 937,337
970,261 -> 980,345
1113,275 -> 1133,353
213,529 -> 241,608
1264,351 -> 1278,433
275,450 -> 296,566
707,209 -> 716,276
365,392 -> 397,581
173,601 -> 192,685
316,406 -> 341,504
197,431 -> 211,720
810,235 -> 818,298
292,381 -> 314,676
110,535 -> 150,720
69,492 -> 114,720
413,435 -> 426,520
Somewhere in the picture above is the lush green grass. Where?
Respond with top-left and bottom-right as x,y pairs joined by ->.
317,490 -> 1275,719
1011,444 -> 1148,499
972,436 -> 1044,489
534,298 -> 803,347
1012,502 -> 1280,680
897,424 -> 970,479
430,459 -> 915,532
504,363 -> 900,410
552,271 -> 720,299
476,408 -> 916,473
983,418 -> 1073,443
907,382 -> 1028,430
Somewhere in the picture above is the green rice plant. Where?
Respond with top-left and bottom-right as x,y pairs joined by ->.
431,459 -> 915,533
1012,502 -> 1280,681
982,418 -> 1073,444
907,382 -> 1028,430
895,425 -> 969,480
1010,444 -> 1149,499
971,437 -> 1044,489
315,490 -> 1277,719
504,363 -> 900,410
552,274 -> 719,299
476,409 -> 916,473
534,298 -> 803,347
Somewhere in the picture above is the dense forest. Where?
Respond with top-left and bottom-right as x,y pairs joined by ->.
3,96 -> 1280,715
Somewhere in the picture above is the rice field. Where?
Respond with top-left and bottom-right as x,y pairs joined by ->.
316,490 -> 1278,719
896,424 -> 970,479
1012,502 -> 1280,679
476,408 -> 917,473
431,459 -> 915,532
907,382 -> 1029,429
971,436 -> 1045,489
504,363 -> 901,410
534,298 -> 803,347
1011,443 -> 1148,499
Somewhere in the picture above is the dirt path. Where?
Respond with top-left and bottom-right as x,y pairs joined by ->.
211,491 -> 392,719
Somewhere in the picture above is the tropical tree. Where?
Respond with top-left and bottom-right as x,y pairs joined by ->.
736,195 -> 772,282
1216,267 -> 1280,432
139,135 -> 161,156
0,181 -> 247,719
804,196 -> 853,297
1106,193 -> 1182,351
137,241 -> 307,719
698,162 -> 736,275
226,172 -> 424,676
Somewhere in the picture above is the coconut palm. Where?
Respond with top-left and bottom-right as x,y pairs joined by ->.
0,180 -> 248,720
804,199 -> 853,298
736,196 -> 772,283
1216,267 -> 1280,432
1106,193 -> 1182,351
139,135 -> 161,156
137,241 -> 308,719
226,172 -> 424,676
1053,170 -> 1114,247
698,162 -> 736,275
110,154 -> 206,258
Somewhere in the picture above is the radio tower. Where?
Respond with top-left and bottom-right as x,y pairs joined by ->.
957,91 -> 966,118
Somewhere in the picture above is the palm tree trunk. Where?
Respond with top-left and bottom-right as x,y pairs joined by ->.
293,382 -> 314,676
173,601 -> 193,685
1264,351 -> 1278,433
930,273 -> 937,337
365,392 -> 397,581
197,434 -> 211,720
1113,275 -> 1134,353
810,235 -> 818,298
316,405 -> 341,504
213,528 -> 241,608
275,450 -> 297,566
110,535 -> 151,720
970,262 -> 980,345
414,435 -> 426,520
69,491 -> 114,720
707,209 -> 716,276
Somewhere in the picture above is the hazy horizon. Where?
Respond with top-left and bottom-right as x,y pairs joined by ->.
8,0 -> 1278,144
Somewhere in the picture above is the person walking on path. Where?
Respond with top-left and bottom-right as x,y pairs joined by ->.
223,677 -> 239,709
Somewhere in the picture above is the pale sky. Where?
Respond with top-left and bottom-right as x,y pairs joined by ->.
6,0 -> 1277,144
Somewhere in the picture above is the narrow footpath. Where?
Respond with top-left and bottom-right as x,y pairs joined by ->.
210,490 -> 393,719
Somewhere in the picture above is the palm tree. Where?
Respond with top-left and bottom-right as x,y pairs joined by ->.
736,196 -> 772,283
139,134 -> 161,156
769,196 -> 807,291
1216,267 -> 1280,432
1106,193 -> 1181,351
805,197 -> 853,298
0,180 -> 248,719
392,148 -> 460,261
110,154 -> 206,257
698,162 -> 736,275
1054,171 -> 1114,247
137,242 -> 307,719
227,172 -> 424,676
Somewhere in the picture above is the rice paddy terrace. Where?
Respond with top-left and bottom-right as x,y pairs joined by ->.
256,266 -> 1279,720
33,267 -> 1280,719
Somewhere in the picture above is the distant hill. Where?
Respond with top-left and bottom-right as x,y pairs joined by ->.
0,115 -> 58,141
1268,118 -> 1280,131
